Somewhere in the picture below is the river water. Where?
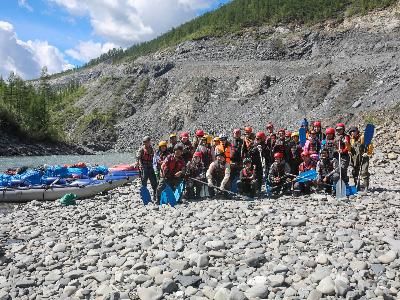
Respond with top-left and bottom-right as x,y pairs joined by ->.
0,152 -> 134,170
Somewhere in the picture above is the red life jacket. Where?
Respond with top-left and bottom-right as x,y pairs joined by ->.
299,161 -> 316,173
140,147 -> 154,168
161,154 -> 185,179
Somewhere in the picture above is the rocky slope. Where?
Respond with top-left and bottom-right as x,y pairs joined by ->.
45,3 -> 400,152
0,119 -> 399,300
0,129 -> 92,157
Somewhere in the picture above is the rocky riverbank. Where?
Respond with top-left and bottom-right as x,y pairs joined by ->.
0,130 -> 93,157
1,145 -> 399,300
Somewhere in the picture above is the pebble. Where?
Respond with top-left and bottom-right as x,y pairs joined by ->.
244,285 -> 269,299
378,250 -> 398,264
137,287 -> 163,300
268,274 -> 285,287
316,276 -> 335,295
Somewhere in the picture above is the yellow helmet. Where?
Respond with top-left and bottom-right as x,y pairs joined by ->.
291,131 -> 299,137
159,141 -> 168,147
213,137 -> 220,142
205,135 -> 213,144
169,133 -> 177,138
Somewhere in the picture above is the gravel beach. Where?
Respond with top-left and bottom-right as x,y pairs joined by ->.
1,159 -> 399,300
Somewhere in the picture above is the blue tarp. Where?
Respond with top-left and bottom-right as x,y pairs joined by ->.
45,166 -> 69,178
88,166 -> 109,177
67,167 -> 89,177
14,170 -> 42,185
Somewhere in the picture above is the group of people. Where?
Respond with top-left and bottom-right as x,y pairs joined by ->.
136,119 -> 373,203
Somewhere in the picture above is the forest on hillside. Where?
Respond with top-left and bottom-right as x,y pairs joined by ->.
0,68 -> 82,141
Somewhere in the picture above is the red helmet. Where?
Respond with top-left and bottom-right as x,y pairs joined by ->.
301,151 -> 310,157
266,122 -> 274,129
180,132 -> 189,138
233,128 -> 241,135
285,130 -> 292,137
336,123 -> 345,130
195,130 -> 204,137
326,127 -> 335,135
278,129 -> 285,134
244,127 -> 253,134
313,121 -> 322,127
193,152 -> 202,158
256,131 -> 266,140
274,152 -> 284,159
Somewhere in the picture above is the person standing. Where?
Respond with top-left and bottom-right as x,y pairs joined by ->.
136,136 -> 158,202
349,126 -> 373,191
157,144 -> 186,204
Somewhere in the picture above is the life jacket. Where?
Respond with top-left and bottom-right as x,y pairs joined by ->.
270,161 -> 286,179
140,146 -> 154,168
231,138 -> 243,163
216,143 -> 231,164
211,161 -> 227,181
321,138 -> 336,159
182,141 -> 194,163
273,139 -> 286,154
155,150 -> 169,171
186,160 -> 204,178
241,167 -> 255,181
299,160 -> 316,173
307,138 -> 321,154
161,154 -> 186,179
242,137 -> 253,158
317,158 -> 335,177
335,134 -> 351,155
196,145 -> 213,168
289,142 -> 302,160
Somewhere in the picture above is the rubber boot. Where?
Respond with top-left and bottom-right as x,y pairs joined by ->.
363,178 -> 370,192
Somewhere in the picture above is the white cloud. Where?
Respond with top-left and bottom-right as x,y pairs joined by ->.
0,20 -> 72,79
49,0 -> 220,47
66,40 -> 119,62
18,0 -> 33,12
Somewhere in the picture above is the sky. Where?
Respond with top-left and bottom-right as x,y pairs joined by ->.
0,0 -> 230,80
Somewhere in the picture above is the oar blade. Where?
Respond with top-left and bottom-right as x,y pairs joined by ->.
174,180 -> 185,203
161,184 -> 176,207
299,127 -> 307,147
336,180 -> 347,199
140,186 -> 151,205
364,124 -> 375,146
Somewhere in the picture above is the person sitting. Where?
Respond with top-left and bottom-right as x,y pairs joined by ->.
156,143 -> 186,204
206,152 -> 231,198
185,152 -> 205,200
316,148 -> 340,195
268,152 -> 291,195
293,151 -> 317,196
237,158 -> 258,198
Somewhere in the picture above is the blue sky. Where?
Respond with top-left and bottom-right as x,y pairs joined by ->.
0,0 -> 231,79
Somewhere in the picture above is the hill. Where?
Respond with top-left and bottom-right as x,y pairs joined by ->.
2,0 -> 400,154
57,0 -> 397,73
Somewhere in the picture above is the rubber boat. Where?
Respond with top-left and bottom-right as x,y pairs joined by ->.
0,174 -> 137,203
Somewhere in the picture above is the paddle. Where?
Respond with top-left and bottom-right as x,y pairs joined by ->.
160,184 -> 176,207
336,139 -> 347,199
189,177 -> 251,201
299,127 -> 307,147
356,124 -> 375,190
140,186 -> 151,205
266,171 -> 316,195
174,180 -> 185,203
296,169 -> 318,183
